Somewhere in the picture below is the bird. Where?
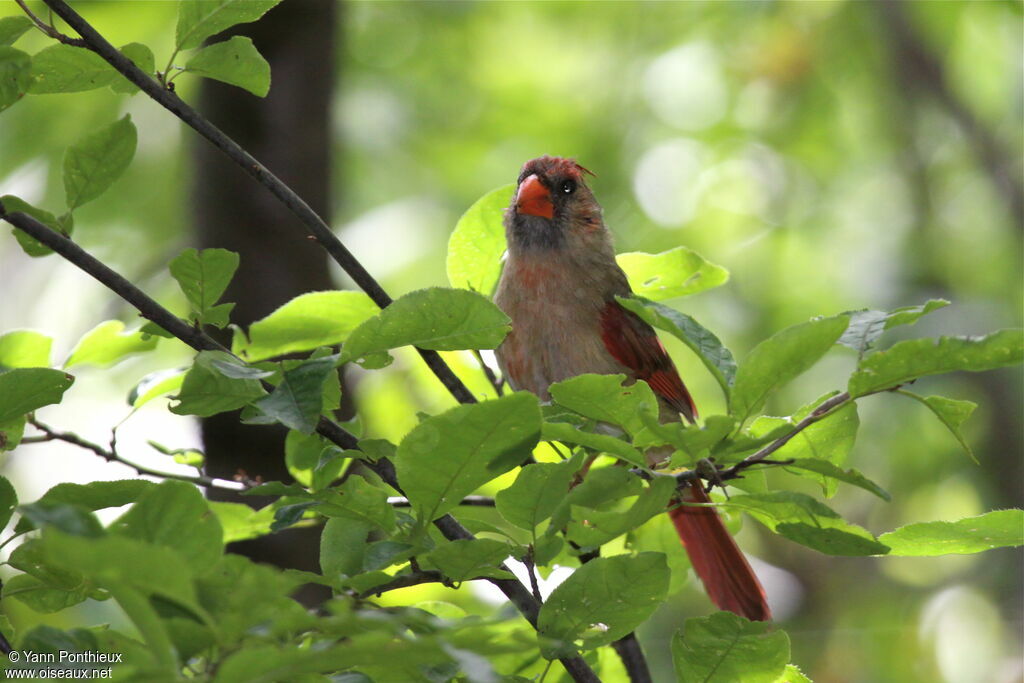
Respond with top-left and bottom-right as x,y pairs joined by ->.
493,155 -> 771,622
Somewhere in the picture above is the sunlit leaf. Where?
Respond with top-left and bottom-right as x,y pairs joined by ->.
549,373 -> 659,439
234,290 -> 378,361
879,510 -> 1023,556
782,459 -> 890,501
0,330 -> 52,369
495,458 -> 579,532
446,183 -> 513,295
673,612 -> 790,683
128,368 -> 187,408
64,320 -> 157,369
848,329 -> 1023,397
618,246 -> 729,301
541,421 -> 646,467
184,36 -> 270,97
422,539 -> 514,582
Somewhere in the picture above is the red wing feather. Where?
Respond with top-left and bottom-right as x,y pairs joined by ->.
599,301 -> 697,421
670,481 -> 772,621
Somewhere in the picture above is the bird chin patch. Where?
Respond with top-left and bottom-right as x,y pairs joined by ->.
511,214 -> 566,251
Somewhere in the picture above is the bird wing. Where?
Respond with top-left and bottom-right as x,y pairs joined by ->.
599,299 -> 697,422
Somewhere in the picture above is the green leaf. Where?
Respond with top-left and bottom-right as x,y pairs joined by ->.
18,501 -> 104,537
839,300 -> 950,355
617,297 -> 737,398
63,114 -> 137,210
111,481 -> 223,573
342,287 -> 510,362
111,42 -> 155,94
29,44 -> 117,93
673,612 -> 790,683
170,351 -> 266,417
41,529 -> 202,617
0,417 -> 25,451
0,46 -> 31,112
149,440 -> 204,468
541,421 -> 646,467
283,430 -> 323,487
175,0 -> 283,51
618,246 -> 729,301
748,399 -> 859,497
28,480 -> 154,513
898,391 -> 978,463
422,539 -> 514,582
128,368 -> 187,407
395,392 -> 541,522
234,290 -> 378,361
0,367 -> 74,423
537,553 -> 669,659
774,665 -> 812,683
320,518 -> 372,581
64,320 -> 158,369
253,355 -> 336,433
660,415 -> 737,464
209,502 -> 274,543
312,475 -> 396,533
168,247 -> 239,328
783,459 -> 890,501
726,492 -> 889,556
730,315 -> 850,424
0,16 -> 32,46
0,475 -> 16,531
0,330 -> 52,369
1,195 -> 72,257
184,35 -> 270,97
566,476 -> 677,548
549,373 -> 660,439
3,573 -> 90,614
849,329 -> 1024,397
495,459 -> 579,531
446,184 -> 513,295
879,510 -> 1024,556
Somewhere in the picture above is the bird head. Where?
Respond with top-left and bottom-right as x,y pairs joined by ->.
505,155 -> 602,251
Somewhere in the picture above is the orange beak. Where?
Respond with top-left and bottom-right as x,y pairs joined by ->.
515,174 -> 554,219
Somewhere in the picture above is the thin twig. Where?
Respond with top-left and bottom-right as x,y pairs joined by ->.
13,0 -> 86,46
523,547 -> 543,603
26,419 -> 254,491
1,211 -> 599,683
38,0 -> 478,406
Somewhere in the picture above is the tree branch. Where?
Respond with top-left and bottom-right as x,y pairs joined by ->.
611,633 -> 653,683
13,0 -> 86,47
37,0 -> 477,406
387,495 -> 495,508
25,419 -> 254,492
1,210 -> 599,683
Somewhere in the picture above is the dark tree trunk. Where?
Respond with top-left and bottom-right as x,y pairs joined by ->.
191,0 -> 339,605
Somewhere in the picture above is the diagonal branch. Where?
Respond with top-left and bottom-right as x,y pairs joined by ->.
0,208 -> 599,683
36,0 -> 477,406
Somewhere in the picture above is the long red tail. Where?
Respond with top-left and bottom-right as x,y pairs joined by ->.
668,480 -> 771,621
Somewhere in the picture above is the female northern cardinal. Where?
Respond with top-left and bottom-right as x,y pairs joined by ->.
494,155 -> 771,621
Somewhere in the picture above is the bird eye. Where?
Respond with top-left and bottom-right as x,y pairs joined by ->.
560,179 -> 576,195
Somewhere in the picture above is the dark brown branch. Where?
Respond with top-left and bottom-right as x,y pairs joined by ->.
2,211 -> 598,683
38,0 -> 477,406
611,633 -> 653,683
26,419 -> 254,491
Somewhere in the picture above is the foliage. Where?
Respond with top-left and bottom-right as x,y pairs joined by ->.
0,1 -> 1020,682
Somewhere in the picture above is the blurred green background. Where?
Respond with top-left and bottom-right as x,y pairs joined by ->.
1,1 -> 1021,681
